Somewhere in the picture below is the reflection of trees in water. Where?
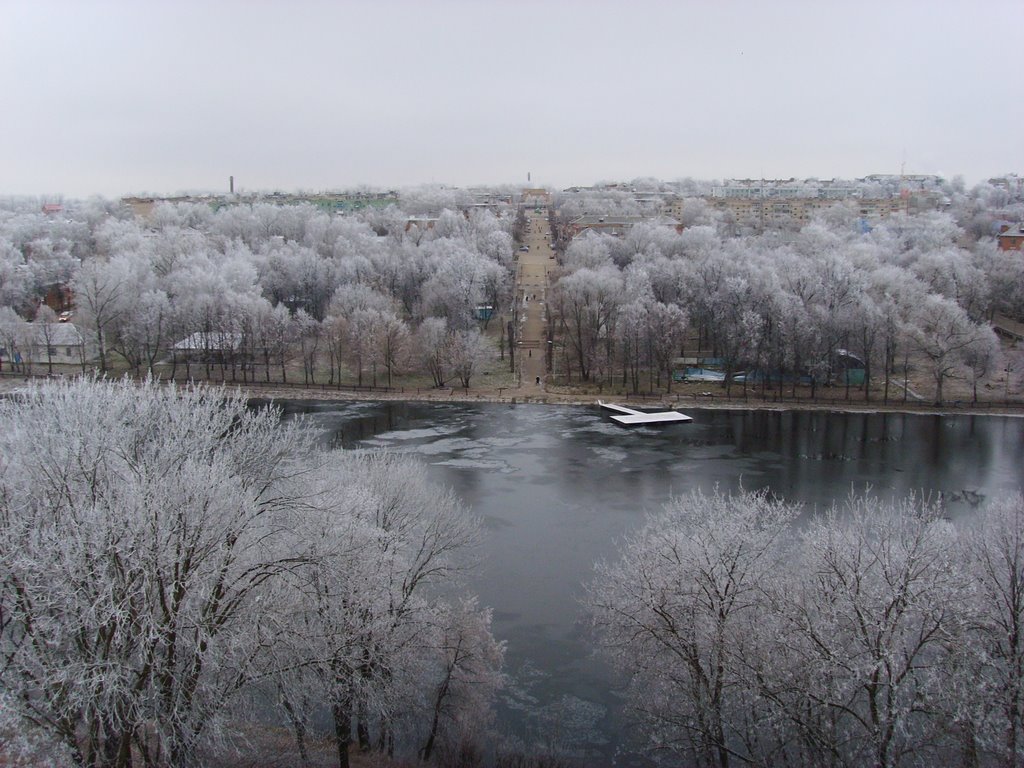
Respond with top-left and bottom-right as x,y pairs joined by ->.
701,408 -> 1011,514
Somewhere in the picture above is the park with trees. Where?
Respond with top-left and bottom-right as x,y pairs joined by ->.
0,190 -> 517,393
1,178 -> 1022,406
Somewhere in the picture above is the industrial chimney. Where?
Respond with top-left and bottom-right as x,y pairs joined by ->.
230,176 -> 234,194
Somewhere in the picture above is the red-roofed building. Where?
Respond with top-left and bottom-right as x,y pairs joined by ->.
998,224 -> 1024,251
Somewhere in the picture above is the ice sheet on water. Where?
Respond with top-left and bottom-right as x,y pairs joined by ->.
352,439 -> 412,452
357,437 -> 487,460
481,514 -> 515,531
411,437 -> 486,456
478,435 -> 531,448
370,424 -> 464,441
532,695 -> 609,754
560,419 -> 622,439
314,401 -> 378,414
591,446 -> 628,463
432,457 -> 514,472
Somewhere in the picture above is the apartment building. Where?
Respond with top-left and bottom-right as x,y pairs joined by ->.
706,196 -> 906,226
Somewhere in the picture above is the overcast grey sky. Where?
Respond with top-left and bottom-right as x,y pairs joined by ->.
2,0 -> 1021,198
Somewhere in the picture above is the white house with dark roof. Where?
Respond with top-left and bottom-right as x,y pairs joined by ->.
172,331 -> 245,363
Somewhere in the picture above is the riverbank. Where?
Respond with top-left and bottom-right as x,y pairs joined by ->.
3,372 -> 1022,417
242,380 -> 1024,418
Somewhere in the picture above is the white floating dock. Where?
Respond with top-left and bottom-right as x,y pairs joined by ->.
598,401 -> 693,426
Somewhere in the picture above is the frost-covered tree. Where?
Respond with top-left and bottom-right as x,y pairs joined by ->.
562,233 -> 614,271
258,242 -> 336,320
0,305 -> 24,371
293,308 -> 322,385
0,378 -> 316,767
416,316 -> 450,387
418,598 -> 505,763
71,257 -> 134,371
616,299 -> 648,393
781,496 -> 965,768
275,451 -> 484,767
0,239 -> 32,311
646,301 -> 688,392
591,488 -> 985,768
0,691 -> 76,768
908,294 -> 978,403
589,488 -> 796,767
0,377 -> 503,768
962,495 -> 1024,767
420,245 -> 505,332
448,328 -> 491,388
341,308 -> 408,388
553,266 -> 622,382
113,289 -> 171,375
33,305 -> 59,373
962,322 -> 1002,404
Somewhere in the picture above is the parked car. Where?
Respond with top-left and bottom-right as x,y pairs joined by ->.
519,245 -> 529,252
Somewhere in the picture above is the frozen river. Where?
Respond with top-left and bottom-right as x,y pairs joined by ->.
274,400 -> 1024,764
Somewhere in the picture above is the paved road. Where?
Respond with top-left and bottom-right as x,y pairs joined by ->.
515,209 -> 555,393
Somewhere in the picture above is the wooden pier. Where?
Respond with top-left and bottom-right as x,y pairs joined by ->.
598,401 -> 693,426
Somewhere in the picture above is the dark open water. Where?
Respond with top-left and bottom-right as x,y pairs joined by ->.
274,401 -> 1024,765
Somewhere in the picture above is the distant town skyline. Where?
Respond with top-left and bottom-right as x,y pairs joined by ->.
2,0 -> 1022,199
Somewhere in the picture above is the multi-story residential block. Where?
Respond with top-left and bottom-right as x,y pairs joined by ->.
123,190 -> 400,218
655,177 -> 916,230
704,196 -> 905,226
710,179 -> 862,200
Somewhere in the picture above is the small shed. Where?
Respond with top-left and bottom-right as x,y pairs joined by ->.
834,349 -> 865,386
